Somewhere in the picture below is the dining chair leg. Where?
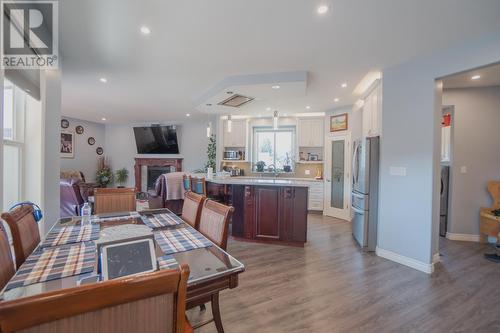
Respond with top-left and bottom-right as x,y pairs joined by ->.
211,292 -> 224,333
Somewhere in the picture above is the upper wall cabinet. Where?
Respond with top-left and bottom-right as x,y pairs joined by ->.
362,82 -> 382,137
223,119 -> 247,147
298,118 -> 324,147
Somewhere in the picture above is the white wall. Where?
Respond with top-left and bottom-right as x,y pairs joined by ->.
60,117 -> 105,182
442,86 -> 500,236
105,119 -> 211,188
378,29 -> 500,273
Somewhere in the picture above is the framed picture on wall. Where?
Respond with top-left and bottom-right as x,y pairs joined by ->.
330,113 -> 348,132
60,131 -> 75,158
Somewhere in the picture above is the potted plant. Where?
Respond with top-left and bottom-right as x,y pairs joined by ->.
256,161 -> 266,172
96,166 -> 113,187
115,168 -> 129,188
283,153 -> 292,172
205,134 -> 216,172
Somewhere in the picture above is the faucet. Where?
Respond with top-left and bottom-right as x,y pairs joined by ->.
267,165 -> 279,178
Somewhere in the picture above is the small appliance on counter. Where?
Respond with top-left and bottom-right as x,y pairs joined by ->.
222,165 -> 244,177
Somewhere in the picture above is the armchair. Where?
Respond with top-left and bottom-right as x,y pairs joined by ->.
60,178 -> 85,217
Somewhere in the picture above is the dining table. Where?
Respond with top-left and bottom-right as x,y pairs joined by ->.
0,208 -> 245,333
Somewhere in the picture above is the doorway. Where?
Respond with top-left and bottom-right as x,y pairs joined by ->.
324,134 -> 351,220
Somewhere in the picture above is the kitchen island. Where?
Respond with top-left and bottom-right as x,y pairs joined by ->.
206,177 -> 309,246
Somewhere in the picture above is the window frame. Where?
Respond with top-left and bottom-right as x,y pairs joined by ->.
252,126 -> 295,172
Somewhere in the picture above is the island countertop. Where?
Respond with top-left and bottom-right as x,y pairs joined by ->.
205,176 -> 320,187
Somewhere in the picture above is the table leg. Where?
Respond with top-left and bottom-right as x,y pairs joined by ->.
211,292 -> 224,333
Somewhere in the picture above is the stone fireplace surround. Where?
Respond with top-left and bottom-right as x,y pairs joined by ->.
134,157 -> 183,192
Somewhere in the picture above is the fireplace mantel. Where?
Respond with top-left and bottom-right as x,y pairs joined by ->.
134,157 -> 183,192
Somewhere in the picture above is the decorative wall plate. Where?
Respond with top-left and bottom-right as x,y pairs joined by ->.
61,119 -> 69,129
96,147 -> 104,155
76,125 -> 84,134
88,137 -> 96,145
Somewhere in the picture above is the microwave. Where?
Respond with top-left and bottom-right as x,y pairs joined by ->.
224,151 -> 241,160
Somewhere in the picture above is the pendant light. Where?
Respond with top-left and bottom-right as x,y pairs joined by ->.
206,121 -> 212,138
273,110 -> 279,130
227,114 -> 232,133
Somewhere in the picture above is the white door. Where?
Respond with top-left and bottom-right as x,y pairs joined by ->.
324,134 -> 351,220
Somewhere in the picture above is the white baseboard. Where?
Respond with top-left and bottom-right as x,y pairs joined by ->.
445,232 -> 480,242
376,247 -> 434,274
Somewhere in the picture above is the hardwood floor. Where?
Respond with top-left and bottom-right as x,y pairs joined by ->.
187,214 -> 500,333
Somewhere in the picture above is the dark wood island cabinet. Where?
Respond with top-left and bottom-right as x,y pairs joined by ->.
207,180 -> 308,246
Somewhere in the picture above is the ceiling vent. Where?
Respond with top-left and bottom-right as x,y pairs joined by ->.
218,94 -> 254,108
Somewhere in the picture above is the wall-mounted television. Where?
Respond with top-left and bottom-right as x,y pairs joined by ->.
133,125 -> 180,154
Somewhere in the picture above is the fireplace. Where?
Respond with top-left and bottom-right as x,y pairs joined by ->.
134,158 -> 183,192
147,166 -> 172,190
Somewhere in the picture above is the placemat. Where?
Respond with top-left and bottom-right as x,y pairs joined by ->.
4,242 -> 96,291
157,254 -> 179,270
141,211 -> 183,229
41,224 -> 100,248
154,227 -> 212,255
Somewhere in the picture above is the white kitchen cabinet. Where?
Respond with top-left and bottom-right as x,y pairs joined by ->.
223,119 -> 247,147
362,82 -> 382,137
307,181 -> 324,211
298,118 -> 324,147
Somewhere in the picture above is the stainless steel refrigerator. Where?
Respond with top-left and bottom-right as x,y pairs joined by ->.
351,136 -> 380,251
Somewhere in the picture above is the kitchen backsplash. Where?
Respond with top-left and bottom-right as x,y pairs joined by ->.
220,161 -> 323,179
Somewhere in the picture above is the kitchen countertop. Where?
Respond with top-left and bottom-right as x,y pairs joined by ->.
205,176 -> 323,187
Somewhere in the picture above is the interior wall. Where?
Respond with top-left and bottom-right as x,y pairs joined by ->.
104,119 -> 211,188
378,29 -> 500,273
40,70 -> 61,234
442,86 -> 500,236
59,116 -> 105,182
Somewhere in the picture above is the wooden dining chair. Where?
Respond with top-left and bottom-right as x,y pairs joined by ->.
198,200 -> 234,251
0,223 -> 15,291
1,205 -> 40,269
190,177 -> 207,196
181,191 -> 206,230
94,188 -> 136,214
0,265 -> 193,333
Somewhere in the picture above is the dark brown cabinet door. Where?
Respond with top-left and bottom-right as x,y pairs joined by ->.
254,186 -> 281,240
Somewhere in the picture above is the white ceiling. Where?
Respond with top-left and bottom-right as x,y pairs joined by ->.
60,0 -> 500,124
443,62 -> 500,89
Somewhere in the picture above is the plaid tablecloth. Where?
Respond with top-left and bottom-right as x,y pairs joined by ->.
41,224 -> 100,248
154,227 -> 212,255
141,211 -> 183,229
4,242 -> 96,291
157,255 -> 179,270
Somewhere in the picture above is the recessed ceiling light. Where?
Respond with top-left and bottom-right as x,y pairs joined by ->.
266,107 -> 272,111
272,85 -> 280,89
334,98 -> 339,102
101,117 -> 106,121
471,75 -> 481,80
317,5 -> 329,14
99,77 -> 107,83
341,83 -> 347,88
140,26 -> 151,35
186,113 -> 191,117
306,106 -> 311,109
